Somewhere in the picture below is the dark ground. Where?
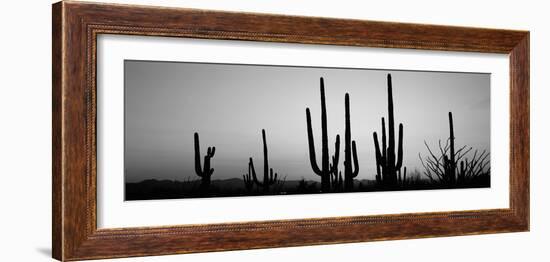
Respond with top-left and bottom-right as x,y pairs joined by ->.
125,175 -> 490,201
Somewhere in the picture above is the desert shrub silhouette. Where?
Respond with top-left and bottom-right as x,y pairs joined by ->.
419,112 -> 490,186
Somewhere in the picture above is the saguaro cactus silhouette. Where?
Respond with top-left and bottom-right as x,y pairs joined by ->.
343,93 -> 359,190
194,132 -> 216,191
330,136 -> 342,191
306,77 -> 340,192
373,74 -> 404,187
398,166 -> 407,186
248,129 -> 279,192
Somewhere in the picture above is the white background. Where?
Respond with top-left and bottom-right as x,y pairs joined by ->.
0,0 -> 546,261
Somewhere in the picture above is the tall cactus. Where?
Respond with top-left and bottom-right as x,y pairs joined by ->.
373,74 -> 404,187
248,129 -> 278,192
306,77 -> 340,192
441,112 -> 457,185
343,93 -> 359,190
194,132 -> 216,191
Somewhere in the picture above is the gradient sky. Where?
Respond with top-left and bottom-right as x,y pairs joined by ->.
124,60 -> 490,183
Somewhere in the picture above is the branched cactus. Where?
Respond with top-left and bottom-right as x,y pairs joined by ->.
243,171 -> 254,192
343,93 -> 359,190
194,132 -> 216,192
248,129 -> 279,192
373,74 -> 404,187
434,113 -> 459,185
331,172 -> 343,192
306,77 -> 340,192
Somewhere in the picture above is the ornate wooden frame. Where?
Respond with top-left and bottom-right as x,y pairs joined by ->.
52,1 -> 529,261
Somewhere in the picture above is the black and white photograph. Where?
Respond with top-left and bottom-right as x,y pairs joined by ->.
2,0 -> 542,261
124,61 -> 491,200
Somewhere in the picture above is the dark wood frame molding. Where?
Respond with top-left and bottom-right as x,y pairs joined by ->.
52,1 -> 530,261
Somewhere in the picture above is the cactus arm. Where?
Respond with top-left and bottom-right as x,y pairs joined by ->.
208,147 -> 215,175
194,132 -> 216,191
250,130 -> 279,190
387,74 -> 396,172
373,132 -> 382,181
373,132 -> 382,165
351,140 -> 359,177
395,123 -> 404,169
249,157 -> 264,187
374,131 -> 387,168
320,78 -> 330,180
306,108 -> 323,176
208,147 -> 216,157
194,132 -> 203,177
203,155 -> 210,175
381,118 -> 387,161
398,169 -> 402,184
250,158 -> 260,186
329,135 -> 340,191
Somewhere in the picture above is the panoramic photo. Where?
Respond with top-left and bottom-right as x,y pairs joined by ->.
124,60 -> 491,200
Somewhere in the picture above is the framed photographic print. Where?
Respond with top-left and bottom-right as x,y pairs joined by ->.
52,1 -> 529,261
